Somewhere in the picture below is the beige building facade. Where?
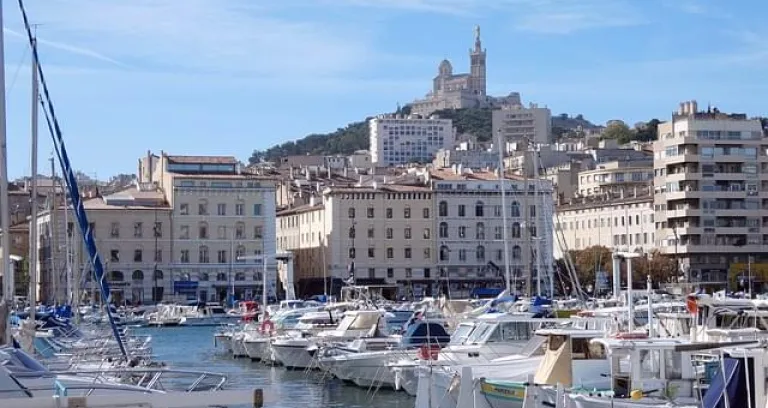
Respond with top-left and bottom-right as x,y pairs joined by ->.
492,103 -> 553,147
653,101 -> 767,288
369,114 -> 455,166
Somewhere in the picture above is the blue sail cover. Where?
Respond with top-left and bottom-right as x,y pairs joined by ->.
17,0 -> 128,358
703,357 -> 750,408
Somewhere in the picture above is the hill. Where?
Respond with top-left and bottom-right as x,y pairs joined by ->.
249,107 -> 494,164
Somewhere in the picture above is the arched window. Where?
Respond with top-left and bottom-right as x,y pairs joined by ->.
216,272 -> 227,281
438,201 -> 448,217
475,201 -> 484,217
131,270 -> 144,281
439,222 -> 448,238
198,221 -> 209,239
476,245 -> 485,261
476,222 -> 485,240
439,245 -> 450,261
110,271 -> 124,282
511,222 -> 521,238
512,245 -> 522,260
199,272 -> 209,281
235,272 -> 246,281
510,201 -> 520,217
153,270 -> 163,280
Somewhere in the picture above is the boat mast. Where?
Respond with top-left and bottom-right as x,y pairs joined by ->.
50,156 -> 57,304
0,0 -> 12,345
496,128 -> 512,293
29,33 -> 39,319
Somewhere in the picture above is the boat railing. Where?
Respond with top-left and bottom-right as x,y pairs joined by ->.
45,368 -> 231,393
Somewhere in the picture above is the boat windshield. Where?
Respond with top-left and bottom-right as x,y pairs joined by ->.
450,323 -> 475,345
466,322 -> 498,344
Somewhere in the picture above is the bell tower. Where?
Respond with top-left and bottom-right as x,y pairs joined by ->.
469,25 -> 486,96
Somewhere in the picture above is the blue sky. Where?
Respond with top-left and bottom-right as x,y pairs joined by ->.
3,0 -> 768,179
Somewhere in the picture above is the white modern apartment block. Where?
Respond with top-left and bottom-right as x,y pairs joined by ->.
653,101 -> 766,288
142,152 -> 277,302
492,102 -> 552,147
369,114 -> 455,166
554,192 -> 655,258
430,168 -> 555,297
577,160 -> 653,197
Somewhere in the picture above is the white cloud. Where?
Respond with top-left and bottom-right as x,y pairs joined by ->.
7,0 -> 379,78
512,1 -> 646,34
3,28 -> 127,67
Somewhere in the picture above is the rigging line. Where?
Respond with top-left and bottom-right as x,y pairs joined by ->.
18,0 -> 128,359
6,44 -> 28,94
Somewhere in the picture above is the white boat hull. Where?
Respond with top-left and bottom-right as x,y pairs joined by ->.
271,344 -> 315,369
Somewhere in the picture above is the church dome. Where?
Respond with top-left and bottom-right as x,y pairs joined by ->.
438,59 -> 453,75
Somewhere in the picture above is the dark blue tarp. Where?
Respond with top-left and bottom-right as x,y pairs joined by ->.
471,288 -> 503,298
703,357 -> 750,408
401,321 -> 451,348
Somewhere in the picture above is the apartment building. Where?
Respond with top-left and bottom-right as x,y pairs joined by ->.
430,168 -> 554,297
554,191 -> 655,258
276,197 -> 328,295
577,160 -> 653,197
492,102 -> 552,147
369,114 -> 455,166
653,101 -> 766,288
35,184 -> 173,304
141,153 -> 277,302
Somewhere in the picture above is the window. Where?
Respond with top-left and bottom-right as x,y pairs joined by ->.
217,203 -> 227,216
235,222 -> 245,239
404,206 -> 411,218
512,222 -> 521,238
439,201 -> 448,217
423,228 -> 431,239
110,249 -> 120,262
199,223 -> 208,239
404,248 -> 412,259
511,201 -> 520,217
439,222 -> 448,238
154,249 -> 162,262
368,248 -> 375,258
387,268 -> 394,278
458,205 -> 466,217
475,201 -> 484,217
134,222 -> 143,238
349,247 -> 356,258
368,268 -> 376,279
386,208 -> 393,219
153,222 -> 162,238
348,227 -> 356,239
367,207 -> 375,218
348,207 -> 355,218
404,227 -> 412,239
236,246 -> 245,262
424,248 -> 431,259
530,206 -> 536,217
217,226 -> 227,240
198,201 -> 208,215
180,250 -> 189,263
512,245 -> 522,259
405,268 -> 413,278
439,246 -> 449,261
254,226 -> 263,239
386,248 -> 394,258
386,228 -> 393,239
134,249 -> 143,262
494,226 -> 502,240
424,268 -> 431,278
253,204 -> 262,216
235,203 -> 244,216
217,250 -> 227,263
458,226 -> 466,238
199,246 -> 209,263
423,208 -> 430,218
110,222 -> 120,238
476,245 -> 485,261
179,203 -> 189,215
476,222 -> 485,240
458,249 -> 466,261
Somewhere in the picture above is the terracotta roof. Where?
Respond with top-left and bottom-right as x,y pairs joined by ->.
166,155 -> 237,164
171,173 -> 276,181
429,168 -> 525,181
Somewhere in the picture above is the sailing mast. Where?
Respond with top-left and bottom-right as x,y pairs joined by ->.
495,129 -> 512,293
0,0 -> 13,345
29,34 -> 39,319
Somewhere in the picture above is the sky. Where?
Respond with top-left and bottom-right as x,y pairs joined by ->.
3,0 -> 768,179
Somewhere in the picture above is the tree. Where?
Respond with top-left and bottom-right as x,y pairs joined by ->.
631,249 -> 679,286
633,119 -> 661,142
568,245 -> 613,287
602,122 -> 634,144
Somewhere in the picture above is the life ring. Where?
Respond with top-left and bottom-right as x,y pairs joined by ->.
260,319 -> 275,334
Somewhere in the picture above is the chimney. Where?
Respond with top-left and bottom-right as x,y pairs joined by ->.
138,158 -> 143,182
147,150 -> 153,182
691,100 -> 698,114
678,102 -> 685,115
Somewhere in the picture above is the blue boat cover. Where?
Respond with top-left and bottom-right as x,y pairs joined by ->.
703,357 -> 750,408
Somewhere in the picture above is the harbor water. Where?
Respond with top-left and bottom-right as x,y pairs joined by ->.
136,325 -> 414,408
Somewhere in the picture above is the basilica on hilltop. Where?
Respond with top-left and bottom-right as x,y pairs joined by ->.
409,26 -> 520,116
